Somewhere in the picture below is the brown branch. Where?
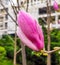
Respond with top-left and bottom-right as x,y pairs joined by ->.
44,48 -> 60,54
0,1 -> 17,25
16,48 -> 22,54
7,35 -> 15,44
20,42 -> 27,65
10,0 -> 18,13
26,0 -> 29,12
7,35 -> 22,54
46,0 -> 51,65
9,0 -> 17,16
13,21 -> 17,65
17,0 -> 20,10
41,17 -> 47,24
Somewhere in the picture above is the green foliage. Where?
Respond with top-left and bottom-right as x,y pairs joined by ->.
51,29 -> 60,42
51,29 -> 60,49
0,59 -> 13,65
0,46 -> 6,55
0,35 -> 21,64
31,51 -> 42,57
0,35 -> 14,58
0,46 -> 6,60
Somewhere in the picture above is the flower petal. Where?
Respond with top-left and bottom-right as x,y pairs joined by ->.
17,27 -> 39,51
17,10 -> 44,51
53,1 -> 59,10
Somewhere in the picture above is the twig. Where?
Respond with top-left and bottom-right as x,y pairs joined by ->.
41,17 -> 47,24
7,35 -> 15,43
0,1 -> 17,25
44,48 -> 60,54
17,0 -> 20,10
16,48 -> 22,54
10,0 -> 18,13
26,0 -> 29,12
9,0 -> 17,16
7,35 -> 22,54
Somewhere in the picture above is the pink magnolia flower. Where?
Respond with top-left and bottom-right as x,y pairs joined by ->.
53,0 -> 59,10
17,10 -> 44,51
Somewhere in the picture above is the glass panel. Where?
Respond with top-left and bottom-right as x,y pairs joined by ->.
38,7 -> 47,14
0,24 -> 3,30
0,17 -> 3,22
5,22 -> 7,29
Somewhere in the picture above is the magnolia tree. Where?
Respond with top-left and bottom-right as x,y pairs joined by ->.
0,0 -> 60,65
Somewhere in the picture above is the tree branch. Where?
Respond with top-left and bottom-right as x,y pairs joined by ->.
7,35 -> 15,43
44,48 -> 60,54
41,17 -> 47,24
13,23 -> 17,65
20,42 -> 27,65
9,0 -> 17,16
0,1 -> 17,25
16,48 -> 22,54
10,0 -> 18,13
17,0 -> 20,10
26,0 -> 29,12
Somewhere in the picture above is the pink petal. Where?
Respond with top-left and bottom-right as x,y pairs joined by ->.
36,21 -> 44,44
53,1 -> 59,10
17,10 -> 44,51
17,10 -> 38,41
17,27 -> 39,51
36,22 -> 44,49
30,20 -> 44,50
